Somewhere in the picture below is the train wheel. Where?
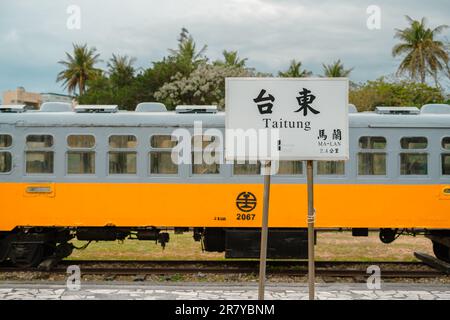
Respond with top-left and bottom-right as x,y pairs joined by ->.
432,241 -> 450,263
9,243 -> 45,268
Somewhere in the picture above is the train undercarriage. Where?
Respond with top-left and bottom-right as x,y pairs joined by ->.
0,227 -> 450,268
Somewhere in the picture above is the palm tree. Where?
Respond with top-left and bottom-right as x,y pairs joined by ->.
107,54 -> 136,87
278,60 -> 312,77
169,28 -> 207,75
57,43 -> 102,96
322,59 -> 353,77
220,50 -> 248,68
392,16 -> 449,84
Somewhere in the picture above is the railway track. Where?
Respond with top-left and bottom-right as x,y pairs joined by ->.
0,260 -> 446,279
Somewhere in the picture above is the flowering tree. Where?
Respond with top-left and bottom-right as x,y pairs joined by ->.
154,63 -> 253,110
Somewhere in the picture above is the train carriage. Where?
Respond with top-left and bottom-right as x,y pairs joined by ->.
0,102 -> 449,267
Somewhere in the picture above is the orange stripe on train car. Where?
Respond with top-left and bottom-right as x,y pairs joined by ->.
0,183 -> 449,231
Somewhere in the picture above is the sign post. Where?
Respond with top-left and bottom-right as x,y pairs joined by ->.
225,78 -> 349,301
306,160 -> 315,299
258,160 -> 271,300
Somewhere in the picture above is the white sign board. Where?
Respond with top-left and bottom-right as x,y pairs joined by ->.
225,78 -> 349,161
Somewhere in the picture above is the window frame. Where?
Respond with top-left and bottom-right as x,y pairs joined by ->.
0,134 -> 13,149
107,134 -> 138,175
67,134 -> 96,149
25,134 -> 54,148
108,134 -> 138,149
190,134 -> 222,176
150,134 -> 178,149
357,136 -> 388,177
148,134 -> 179,176
275,160 -> 304,176
316,160 -> 346,177
441,136 -> 450,176
0,134 -> 13,174
232,160 -> 261,176
65,134 -> 97,176
399,136 -> 429,177
24,133 -> 55,175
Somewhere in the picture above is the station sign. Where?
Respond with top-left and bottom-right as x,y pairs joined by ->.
225,78 -> 349,161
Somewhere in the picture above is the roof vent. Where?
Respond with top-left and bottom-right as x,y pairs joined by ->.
40,102 -> 73,112
348,104 -> 358,113
0,105 -> 26,113
375,106 -> 420,115
74,105 -> 118,113
420,104 -> 450,114
175,105 -> 218,114
135,102 -> 167,112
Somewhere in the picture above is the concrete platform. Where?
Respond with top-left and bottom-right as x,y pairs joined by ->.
0,282 -> 449,300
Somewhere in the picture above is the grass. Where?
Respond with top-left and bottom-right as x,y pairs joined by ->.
68,231 -> 434,262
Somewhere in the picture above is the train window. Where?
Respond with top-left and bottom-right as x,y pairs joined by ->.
0,135 -> 12,148
400,153 -> 428,175
359,137 -> 386,149
25,152 -> 54,174
358,136 -> 386,176
151,135 -> 178,148
0,152 -> 12,173
276,161 -> 303,175
67,135 -> 95,148
358,153 -> 386,175
442,137 -> 450,150
191,135 -> 220,175
25,135 -> 54,174
401,137 -> 427,149
192,135 -> 216,149
67,152 -> 95,174
26,135 -> 53,148
192,152 -> 220,174
317,161 -> 345,175
67,135 -> 95,174
150,152 -> 178,174
109,135 -> 137,148
400,137 -> 428,175
109,152 -> 137,174
234,161 -> 260,175
442,155 -> 450,175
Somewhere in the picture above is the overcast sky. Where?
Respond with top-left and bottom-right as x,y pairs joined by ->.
0,0 -> 449,98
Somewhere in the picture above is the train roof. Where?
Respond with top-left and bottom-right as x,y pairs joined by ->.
1,103 -> 450,128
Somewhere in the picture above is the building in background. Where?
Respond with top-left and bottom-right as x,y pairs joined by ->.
2,87 -> 41,109
2,87 -> 73,109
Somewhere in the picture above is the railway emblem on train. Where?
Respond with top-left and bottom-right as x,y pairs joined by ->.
236,192 -> 257,212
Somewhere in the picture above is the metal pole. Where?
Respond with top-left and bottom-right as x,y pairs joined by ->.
258,160 -> 271,300
307,160 -> 315,300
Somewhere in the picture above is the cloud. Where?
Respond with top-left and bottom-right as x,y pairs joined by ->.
0,0 -> 449,97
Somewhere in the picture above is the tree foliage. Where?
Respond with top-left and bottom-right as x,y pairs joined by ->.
392,16 -> 449,84
349,77 -> 446,111
60,22 -> 449,111
278,60 -> 312,78
107,54 -> 136,88
155,63 -> 252,110
322,59 -> 353,77
215,50 -> 248,68
56,43 -> 102,95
